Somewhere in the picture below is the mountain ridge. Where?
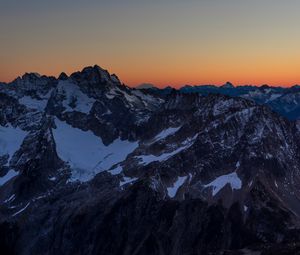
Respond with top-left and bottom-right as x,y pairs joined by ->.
1,65 -> 300,254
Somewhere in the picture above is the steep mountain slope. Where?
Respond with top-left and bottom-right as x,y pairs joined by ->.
1,66 -> 300,254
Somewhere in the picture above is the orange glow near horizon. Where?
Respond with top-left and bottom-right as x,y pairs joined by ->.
1,59 -> 300,88
1,1 -> 300,88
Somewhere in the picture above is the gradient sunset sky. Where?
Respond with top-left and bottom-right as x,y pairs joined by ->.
1,0 -> 300,87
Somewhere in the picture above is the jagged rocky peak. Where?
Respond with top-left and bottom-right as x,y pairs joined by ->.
258,84 -> 272,92
22,72 -> 42,80
8,72 -> 57,96
110,73 -> 121,84
221,81 -> 234,88
58,72 -> 68,80
70,65 -> 121,86
18,72 -> 57,84
11,73 -> 41,85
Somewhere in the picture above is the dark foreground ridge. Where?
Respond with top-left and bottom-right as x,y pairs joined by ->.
1,65 -> 300,254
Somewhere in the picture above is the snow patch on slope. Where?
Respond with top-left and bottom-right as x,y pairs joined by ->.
4,194 -> 15,203
109,165 -> 123,175
167,176 -> 188,198
12,202 -> 30,217
52,119 -> 138,182
120,176 -> 138,187
0,125 -> 28,165
18,89 -> 53,111
137,135 -> 197,166
0,170 -> 18,186
204,172 -> 242,196
131,90 -> 163,108
137,146 -> 187,165
154,126 -> 181,141
266,93 -> 282,103
57,80 -> 96,113
19,96 -> 48,111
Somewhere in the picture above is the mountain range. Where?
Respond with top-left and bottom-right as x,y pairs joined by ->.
1,65 -> 300,254
144,82 -> 300,121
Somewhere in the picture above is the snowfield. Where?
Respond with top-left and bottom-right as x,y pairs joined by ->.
52,118 -> 139,182
0,125 -> 28,165
204,172 -> 242,196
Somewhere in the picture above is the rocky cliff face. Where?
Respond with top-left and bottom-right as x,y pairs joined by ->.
1,66 -> 300,254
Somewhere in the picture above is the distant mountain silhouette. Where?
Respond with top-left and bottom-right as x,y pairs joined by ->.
136,83 -> 156,89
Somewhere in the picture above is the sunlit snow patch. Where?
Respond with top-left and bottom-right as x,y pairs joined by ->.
52,119 -> 138,182
204,172 -> 242,196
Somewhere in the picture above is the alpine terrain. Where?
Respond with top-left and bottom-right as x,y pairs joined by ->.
1,65 -> 300,254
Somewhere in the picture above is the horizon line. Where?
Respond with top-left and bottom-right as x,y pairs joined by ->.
1,65 -> 300,89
